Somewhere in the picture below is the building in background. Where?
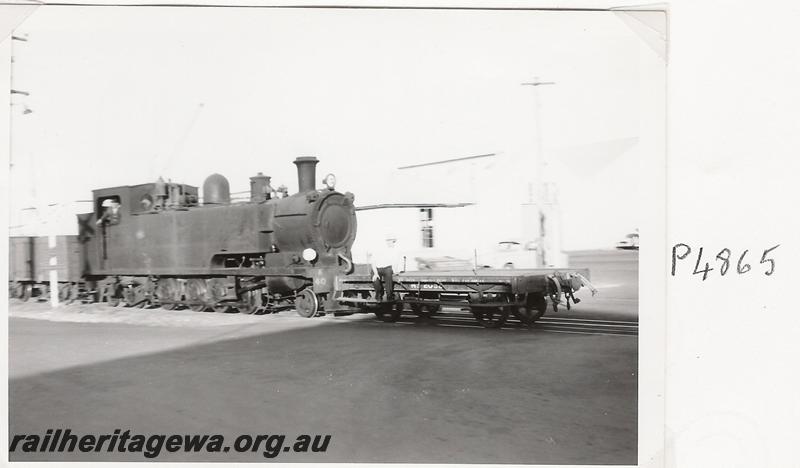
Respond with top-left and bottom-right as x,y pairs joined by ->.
353,132 -> 641,271
352,152 -> 565,270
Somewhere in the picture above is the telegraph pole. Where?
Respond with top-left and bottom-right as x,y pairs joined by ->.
10,33 -> 54,306
9,34 -> 30,170
521,77 -> 555,266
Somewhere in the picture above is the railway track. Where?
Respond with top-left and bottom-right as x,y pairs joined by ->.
374,308 -> 638,336
9,298 -> 638,336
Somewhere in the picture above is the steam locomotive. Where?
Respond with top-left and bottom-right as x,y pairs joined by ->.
16,157 -> 356,316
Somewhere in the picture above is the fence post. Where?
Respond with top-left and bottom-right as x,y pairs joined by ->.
48,234 -> 58,307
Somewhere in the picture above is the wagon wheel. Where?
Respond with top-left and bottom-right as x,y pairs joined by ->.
185,278 -> 209,312
295,289 -> 320,318
375,302 -> 403,322
156,278 -> 181,310
238,289 -> 263,315
19,284 -> 32,302
412,302 -> 440,318
38,284 -> 50,302
207,278 -> 232,313
12,283 -> 26,301
471,305 -> 509,329
512,293 -> 547,326
68,283 -> 80,304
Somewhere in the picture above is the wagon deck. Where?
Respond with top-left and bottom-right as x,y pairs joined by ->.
337,265 -> 591,294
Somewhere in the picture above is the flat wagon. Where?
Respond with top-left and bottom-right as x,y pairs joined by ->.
334,265 -> 596,328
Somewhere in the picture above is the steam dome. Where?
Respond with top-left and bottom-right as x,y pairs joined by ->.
202,173 -> 231,205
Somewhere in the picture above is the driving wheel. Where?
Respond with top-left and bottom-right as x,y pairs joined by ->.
207,278 -> 232,313
123,285 -> 147,308
185,278 -> 209,312
156,278 -> 181,310
239,289 -> 263,315
105,283 -> 122,307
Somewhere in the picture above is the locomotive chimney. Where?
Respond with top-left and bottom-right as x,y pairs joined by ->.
249,172 -> 272,202
293,156 -> 319,193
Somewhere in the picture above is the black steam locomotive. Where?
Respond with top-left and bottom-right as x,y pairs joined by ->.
71,156 -> 356,316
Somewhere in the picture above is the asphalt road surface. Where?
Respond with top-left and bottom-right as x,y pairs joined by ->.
8,250 -> 638,464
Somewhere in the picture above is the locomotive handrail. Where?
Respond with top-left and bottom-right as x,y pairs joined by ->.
338,253 -> 354,274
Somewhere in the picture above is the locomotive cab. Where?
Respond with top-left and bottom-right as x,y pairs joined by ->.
81,182 -> 200,272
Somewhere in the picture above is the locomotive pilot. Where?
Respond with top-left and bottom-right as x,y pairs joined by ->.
368,234 -> 405,302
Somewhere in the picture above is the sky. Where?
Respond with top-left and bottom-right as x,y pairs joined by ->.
5,5 -> 664,249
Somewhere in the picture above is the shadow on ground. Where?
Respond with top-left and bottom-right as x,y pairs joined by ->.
10,315 -> 637,464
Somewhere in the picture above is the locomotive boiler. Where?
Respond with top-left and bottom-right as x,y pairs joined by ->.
79,157 -> 357,316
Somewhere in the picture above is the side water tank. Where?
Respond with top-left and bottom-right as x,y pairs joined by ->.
203,173 -> 231,205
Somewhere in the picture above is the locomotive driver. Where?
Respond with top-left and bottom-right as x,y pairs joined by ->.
95,199 -> 121,226
368,234 -> 405,302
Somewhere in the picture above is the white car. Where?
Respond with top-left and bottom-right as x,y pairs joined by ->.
477,240 -> 539,269
616,232 -> 640,250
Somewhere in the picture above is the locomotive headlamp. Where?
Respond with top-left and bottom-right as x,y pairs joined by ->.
323,173 -> 336,190
302,248 -> 318,262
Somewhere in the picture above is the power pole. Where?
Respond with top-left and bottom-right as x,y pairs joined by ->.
10,33 -> 54,305
521,77 -> 555,266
